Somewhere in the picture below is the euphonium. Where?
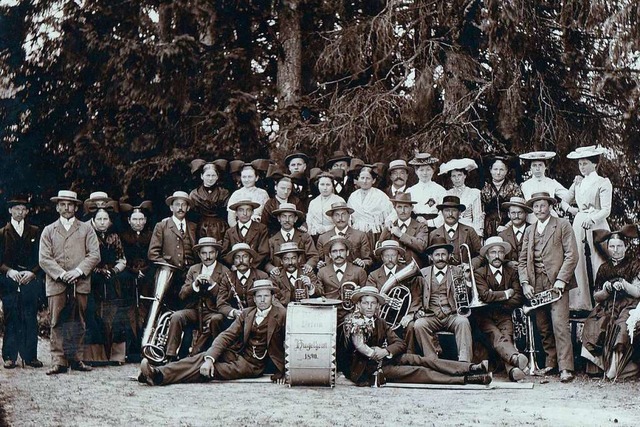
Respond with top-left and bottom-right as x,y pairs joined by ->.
379,259 -> 419,329
452,270 -> 472,317
141,261 -> 178,364
512,307 -> 540,375
340,281 -> 359,310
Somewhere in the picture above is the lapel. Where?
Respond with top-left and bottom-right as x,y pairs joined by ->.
243,308 -> 257,347
266,307 -> 278,346
55,218 -> 80,240
244,222 -> 258,243
406,219 -> 419,235
539,217 -> 557,251
421,266 -> 433,302
167,219 -> 182,239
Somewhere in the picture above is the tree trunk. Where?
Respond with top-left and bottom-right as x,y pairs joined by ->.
277,0 -> 302,108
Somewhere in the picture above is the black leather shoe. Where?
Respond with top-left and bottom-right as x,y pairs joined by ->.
3,360 -> 16,369
70,361 -> 93,372
469,360 -> 489,374
560,370 -> 574,383
25,359 -> 44,368
465,372 -> 493,385
509,367 -> 526,382
46,364 -> 68,375
509,353 -> 528,371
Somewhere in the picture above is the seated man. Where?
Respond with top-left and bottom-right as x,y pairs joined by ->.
164,238 -> 229,361
270,242 -> 317,306
140,279 -> 287,385
344,286 -> 491,386
473,236 -> 528,382
413,237 -> 473,362
222,200 -> 269,270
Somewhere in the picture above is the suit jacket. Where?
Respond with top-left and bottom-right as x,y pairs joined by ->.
377,218 -> 429,267
179,262 -> 230,311
348,316 -> 406,384
316,262 -> 367,299
428,223 -> 482,268
271,268 -> 318,307
39,218 -> 101,296
222,221 -> 269,269
266,229 -> 319,272
148,217 -> 197,269
498,224 -> 530,264
205,304 -> 287,376
474,264 -> 523,317
216,268 -> 269,317
260,196 -> 306,237
0,222 -> 41,274
367,265 -> 424,316
518,216 -> 578,290
316,227 -> 372,269
419,265 -> 467,312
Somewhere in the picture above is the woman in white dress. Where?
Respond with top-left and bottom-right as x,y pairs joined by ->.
519,151 -> 570,224
439,158 -> 484,238
563,145 -> 612,311
306,171 -> 346,237
407,152 -> 447,230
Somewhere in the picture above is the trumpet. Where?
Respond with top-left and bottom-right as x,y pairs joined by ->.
379,259 -> 418,329
340,281 -> 359,310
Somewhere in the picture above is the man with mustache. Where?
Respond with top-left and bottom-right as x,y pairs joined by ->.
427,196 -> 482,269
221,200 -> 269,270
384,159 -> 411,198
148,191 -> 197,309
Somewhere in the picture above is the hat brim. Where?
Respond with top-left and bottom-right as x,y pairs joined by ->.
500,202 -> 533,213
389,197 -> 417,205
387,165 -> 411,173
248,285 -> 279,294
228,201 -> 261,211
274,247 -> 305,256
165,196 -> 191,206
325,156 -> 351,168
193,242 -> 223,252
285,153 -> 310,165
567,149 -> 606,159
526,196 -> 556,207
224,247 -> 259,264
350,290 -> 386,305
325,206 -> 355,217
519,151 -> 556,161
50,196 -> 82,204
324,236 -> 352,255
7,199 -> 31,207
436,203 -> 466,212
373,245 -> 406,257
479,241 -> 512,257
272,208 -> 304,218
425,243 -> 454,255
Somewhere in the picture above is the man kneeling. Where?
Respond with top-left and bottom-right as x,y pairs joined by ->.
345,286 -> 492,386
140,279 -> 286,385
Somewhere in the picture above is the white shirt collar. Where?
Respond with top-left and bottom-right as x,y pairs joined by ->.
489,265 -> 502,275
281,229 -> 295,239
59,217 -> 76,230
11,219 -> 24,233
434,266 -> 448,276
445,223 -> 458,233
334,264 -> 346,273
201,262 -> 217,276
171,216 -> 185,229
334,226 -> 348,235
536,216 -> 551,234
512,224 -> 526,233
384,266 -> 397,276
238,220 -> 252,229
256,305 -> 272,317
397,218 -> 411,228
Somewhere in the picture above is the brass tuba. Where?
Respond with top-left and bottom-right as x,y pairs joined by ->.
340,281 -> 359,310
379,259 -> 419,329
140,261 -> 178,365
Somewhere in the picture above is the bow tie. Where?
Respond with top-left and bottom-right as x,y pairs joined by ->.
435,270 -> 445,278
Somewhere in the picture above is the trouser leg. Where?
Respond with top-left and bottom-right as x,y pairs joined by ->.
446,315 -> 472,362
165,309 -> 198,357
48,292 -> 68,366
413,316 -> 443,358
535,306 -> 557,369
1,290 -> 19,361
551,291 -> 574,371
382,364 -> 465,385
20,280 -> 41,362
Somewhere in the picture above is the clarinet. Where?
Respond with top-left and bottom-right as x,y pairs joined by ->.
224,271 -> 245,311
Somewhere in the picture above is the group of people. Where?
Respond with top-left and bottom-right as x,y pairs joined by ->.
1,144 -> 639,388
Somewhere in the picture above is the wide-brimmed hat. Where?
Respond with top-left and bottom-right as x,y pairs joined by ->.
325,201 -> 354,216
526,192 -> 556,207
190,159 -> 228,175
193,237 -> 223,252
224,242 -> 259,264
274,241 -> 305,256
387,159 -> 411,173
566,145 -> 607,159
50,190 -> 82,204
251,159 -> 272,173
389,192 -> 417,205
479,236 -> 512,257
436,195 -> 466,212
347,158 -> 365,175
228,199 -> 261,211
229,160 -> 246,174
120,200 -> 153,217
350,285 -> 385,305
408,152 -> 439,166
165,191 -> 191,206
594,225 -> 638,244
325,234 -> 352,253
438,158 -> 478,175
266,164 -> 289,181
519,151 -> 556,161
7,196 -> 30,208
284,152 -> 310,166
325,150 -> 351,169
248,279 -> 279,294
373,240 -> 406,257
425,236 -> 453,255
501,196 -> 533,213
272,202 -> 304,219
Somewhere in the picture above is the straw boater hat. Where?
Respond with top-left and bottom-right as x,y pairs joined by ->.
274,241 -> 305,256
518,151 -> 556,161
425,236 -> 454,255
223,242 -> 259,264
165,191 -> 191,206
525,192 -> 556,207
387,159 -> 411,173
325,201 -> 354,217
325,234 -> 352,252
501,196 -> 533,213
388,192 -> 417,205
325,150 -> 351,169
373,240 -> 406,257
284,152 -> 310,166
436,195 -> 466,212
84,192 -> 118,213
272,202 -> 304,219
438,158 -> 478,175
248,279 -> 278,294
190,158 -> 228,174
566,145 -> 607,159
350,285 -> 386,305
408,152 -> 439,166
193,237 -> 223,251
50,190 -> 82,204
228,199 -> 261,211
479,236 -> 512,257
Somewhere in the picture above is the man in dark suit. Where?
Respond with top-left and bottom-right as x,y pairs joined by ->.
140,279 -> 287,385
518,192 -> 578,383
165,238 -> 230,360
222,200 -> 269,270
377,192 -> 429,267
0,197 -> 43,368
316,202 -> 372,270
39,190 -> 101,375
270,242 -> 318,306
217,243 -> 269,322
428,195 -> 482,268
265,203 -> 318,276
498,196 -> 532,268
285,152 -> 312,210
473,236 -> 528,381
345,286 -> 491,386
325,150 -> 352,199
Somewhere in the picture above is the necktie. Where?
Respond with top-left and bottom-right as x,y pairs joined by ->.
285,232 -> 291,242
336,269 -> 344,282
399,223 -> 407,233
447,228 -> 455,238
435,270 -> 444,283
179,222 -> 185,237
240,225 -> 248,237
387,270 -> 393,279
239,274 -> 248,286
335,181 -> 343,194
289,274 -> 297,286
255,311 -> 267,325
494,270 -> 502,283
338,231 -> 346,237
516,230 -> 523,242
